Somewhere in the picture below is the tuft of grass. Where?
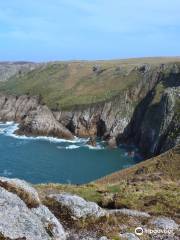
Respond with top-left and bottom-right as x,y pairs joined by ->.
0,180 -> 40,208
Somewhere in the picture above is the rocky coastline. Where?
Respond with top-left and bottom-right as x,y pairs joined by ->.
0,61 -> 179,158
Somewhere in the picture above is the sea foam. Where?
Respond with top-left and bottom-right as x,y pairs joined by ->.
0,121 -> 86,144
0,122 -> 105,150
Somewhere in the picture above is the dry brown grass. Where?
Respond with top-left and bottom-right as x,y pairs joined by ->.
0,180 -> 40,208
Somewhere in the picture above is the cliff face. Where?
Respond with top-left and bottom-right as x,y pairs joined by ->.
121,68 -> 180,157
0,59 -> 179,158
53,63 -> 180,157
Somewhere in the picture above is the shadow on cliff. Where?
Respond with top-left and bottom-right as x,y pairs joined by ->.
116,87 -> 160,159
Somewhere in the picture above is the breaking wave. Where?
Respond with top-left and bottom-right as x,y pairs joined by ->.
0,122 -> 104,150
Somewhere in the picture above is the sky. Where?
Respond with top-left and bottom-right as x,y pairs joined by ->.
0,0 -> 180,61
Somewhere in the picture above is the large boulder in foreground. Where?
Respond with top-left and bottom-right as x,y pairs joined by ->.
32,205 -> 66,240
48,193 -> 107,219
0,178 -> 67,240
151,217 -> 179,230
0,187 -> 51,240
0,176 -> 40,208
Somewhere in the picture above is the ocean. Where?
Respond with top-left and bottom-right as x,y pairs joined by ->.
0,122 -> 142,184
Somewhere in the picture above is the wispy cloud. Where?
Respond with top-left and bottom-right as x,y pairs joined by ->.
0,0 -> 179,61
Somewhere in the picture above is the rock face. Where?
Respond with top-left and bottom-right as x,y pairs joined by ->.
0,178 -> 66,240
32,205 -> 67,240
120,233 -> 140,240
0,94 -> 74,140
18,104 -> 74,139
0,61 -> 39,82
151,217 -> 179,230
139,87 -> 180,156
0,187 -> 50,240
48,193 -> 107,219
108,209 -> 150,218
122,85 -> 180,157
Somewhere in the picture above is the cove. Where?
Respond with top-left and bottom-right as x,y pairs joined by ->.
0,122 -> 142,184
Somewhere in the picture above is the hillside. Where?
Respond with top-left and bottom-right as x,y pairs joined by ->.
36,146 -> 180,239
0,57 -> 180,110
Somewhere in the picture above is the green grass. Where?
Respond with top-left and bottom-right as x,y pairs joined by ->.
1,58 -> 180,110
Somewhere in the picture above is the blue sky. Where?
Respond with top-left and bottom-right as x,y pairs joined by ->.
0,0 -> 180,61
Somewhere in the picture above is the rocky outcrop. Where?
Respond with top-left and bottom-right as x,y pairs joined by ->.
151,217 -> 179,230
0,94 -> 74,139
0,187 -> 51,240
0,178 -> 66,240
32,205 -> 67,239
48,193 -> 107,219
120,233 -> 140,240
0,62 -> 39,82
0,176 -> 40,208
108,209 -> 150,218
17,104 -> 74,139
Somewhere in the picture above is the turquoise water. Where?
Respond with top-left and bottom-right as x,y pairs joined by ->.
0,122 -> 142,184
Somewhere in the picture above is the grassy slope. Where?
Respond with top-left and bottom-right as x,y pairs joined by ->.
36,145 -> 180,218
0,57 -> 180,110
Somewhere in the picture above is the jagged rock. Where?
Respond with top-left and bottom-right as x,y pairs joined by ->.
0,62 -> 39,82
107,137 -> 117,148
120,233 -> 140,240
32,204 -> 66,240
18,105 -> 74,139
0,176 -> 40,207
87,137 -> 97,147
0,187 -> 51,240
48,193 -> 107,219
108,209 -> 150,218
151,217 -> 179,230
67,232 -> 104,240
0,94 -> 74,140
